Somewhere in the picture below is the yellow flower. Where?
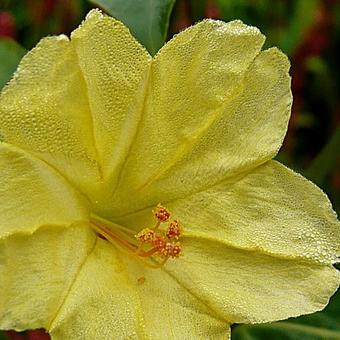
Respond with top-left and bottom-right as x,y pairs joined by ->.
0,9 -> 339,339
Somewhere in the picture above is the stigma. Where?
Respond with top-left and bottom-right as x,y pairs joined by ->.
90,205 -> 183,268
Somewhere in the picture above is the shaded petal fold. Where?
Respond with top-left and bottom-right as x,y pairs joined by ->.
164,237 -> 339,324
71,10 -> 151,183
109,22 -> 291,217
49,238 -> 230,340
0,9 -> 151,203
168,160 -> 340,264
0,143 -> 88,237
0,224 -> 96,331
0,34 -> 100,195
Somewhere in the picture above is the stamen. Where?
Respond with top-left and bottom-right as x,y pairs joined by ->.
161,242 -> 182,258
91,222 -> 137,254
153,204 -> 170,222
135,228 -> 155,244
166,220 -> 182,240
152,235 -> 167,251
90,204 -> 183,269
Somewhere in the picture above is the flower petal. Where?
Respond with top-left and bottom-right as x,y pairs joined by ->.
0,34 -> 100,196
71,10 -> 151,182
0,143 -> 88,237
164,237 -> 339,324
170,160 -> 340,265
109,22 -> 291,216
0,224 -> 96,331
0,9 -> 151,202
116,160 -> 340,323
49,238 -> 230,339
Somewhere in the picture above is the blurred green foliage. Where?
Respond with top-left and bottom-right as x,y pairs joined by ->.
233,288 -> 340,339
89,0 -> 175,55
0,38 -> 25,88
0,0 -> 339,340
306,126 -> 340,187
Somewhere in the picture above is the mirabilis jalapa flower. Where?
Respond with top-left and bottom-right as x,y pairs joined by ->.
0,9 -> 339,339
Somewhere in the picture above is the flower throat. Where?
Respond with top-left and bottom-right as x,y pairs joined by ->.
90,205 -> 182,268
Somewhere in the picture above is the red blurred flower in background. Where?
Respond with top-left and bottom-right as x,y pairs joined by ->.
6,330 -> 50,340
0,11 -> 16,38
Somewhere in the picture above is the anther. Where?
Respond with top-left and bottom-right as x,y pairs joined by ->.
153,204 -> 170,222
152,235 -> 167,251
161,242 -> 182,258
135,228 -> 155,244
166,220 -> 182,240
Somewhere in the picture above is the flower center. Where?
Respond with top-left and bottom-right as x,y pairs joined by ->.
90,204 -> 183,268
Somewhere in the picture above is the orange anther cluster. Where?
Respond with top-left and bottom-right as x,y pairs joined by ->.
133,204 -> 183,266
152,235 -> 167,251
161,242 -> 182,258
91,206 -> 183,269
135,228 -> 155,244
153,204 -> 170,222
166,220 -> 182,240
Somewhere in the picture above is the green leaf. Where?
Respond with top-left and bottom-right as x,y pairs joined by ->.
89,0 -> 176,55
0,38 -> 26,90
0,331 -> 8,340
279,0 -> 320,55
232,289 -> 340,340
306,56 -> 338,109
305,126 -> 340,186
